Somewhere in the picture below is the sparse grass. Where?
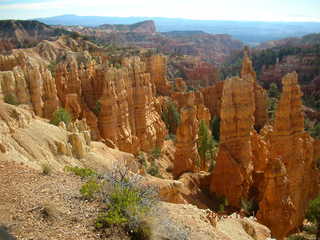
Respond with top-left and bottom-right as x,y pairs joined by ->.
64,166 -> 97,179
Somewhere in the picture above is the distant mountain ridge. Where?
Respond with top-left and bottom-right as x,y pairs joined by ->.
34,14 -> 320,44
99,20 -> 156,34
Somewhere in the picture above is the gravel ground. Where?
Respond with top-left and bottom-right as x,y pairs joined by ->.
0,161 -> 104,240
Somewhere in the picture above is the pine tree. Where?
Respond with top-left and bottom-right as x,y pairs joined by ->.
162,101 -> 180,135
198,120 -> 215,170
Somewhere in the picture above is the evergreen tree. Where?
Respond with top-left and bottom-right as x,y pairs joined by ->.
162,100 -> 180,135
211,116 -> 220,141
268,83 -> 280,99
198,120 -> 215,170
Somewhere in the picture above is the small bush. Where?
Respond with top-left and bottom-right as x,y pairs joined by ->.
50,108 -> 72,126
41,163 -> 52,176
4,94 -> 19,106
302,223 -> 317,234
150,147 -> 161,160
287,235 -> 308,240
165,134 -> 176,141
306,195 -> 320,223
80,178 -> 101,200
96,163 -> 158,239
137,153 -> 147,169
64,166 -> 97,179
48,61 -> 57,77
147,161 -> 161,178
93,101 -> 102,115
241,198 -> 258,216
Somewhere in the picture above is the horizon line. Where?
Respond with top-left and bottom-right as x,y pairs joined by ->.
1,14 -> 320,24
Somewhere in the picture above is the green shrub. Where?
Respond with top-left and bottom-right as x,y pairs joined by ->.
241,198 -> 258,216
268,83 -> 280,99
96,163 -> 158,239
302,223 -> 317,234
147,161 -> 161,178
150,147 -> 161,160
50,108 -> 72,126
64,166 -> 97,179
80,178 -> 101,200
310,123 -> 320,139
287,235 -> 308,240
165,134 -> 176,141
268,97 -> 278,120
4,94 -> 19,106
306,195 -> 320,223
129,219 -> 152,240
48,61 -> 57,77
93,101 -> 102,115
137,152 -> 147,169
41,163 -> 52,176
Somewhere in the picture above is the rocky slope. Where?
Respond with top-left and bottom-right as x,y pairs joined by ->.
0,20 -> 74,53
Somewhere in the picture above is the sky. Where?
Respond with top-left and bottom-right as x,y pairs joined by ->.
0,0 -> 320,22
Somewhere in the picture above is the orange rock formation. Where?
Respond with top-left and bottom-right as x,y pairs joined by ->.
257,72 -> 319,239
210,70 -> 319,239
210,76 -> 256,207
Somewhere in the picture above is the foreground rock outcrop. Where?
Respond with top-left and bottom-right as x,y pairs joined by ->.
0,103 -> 133,171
